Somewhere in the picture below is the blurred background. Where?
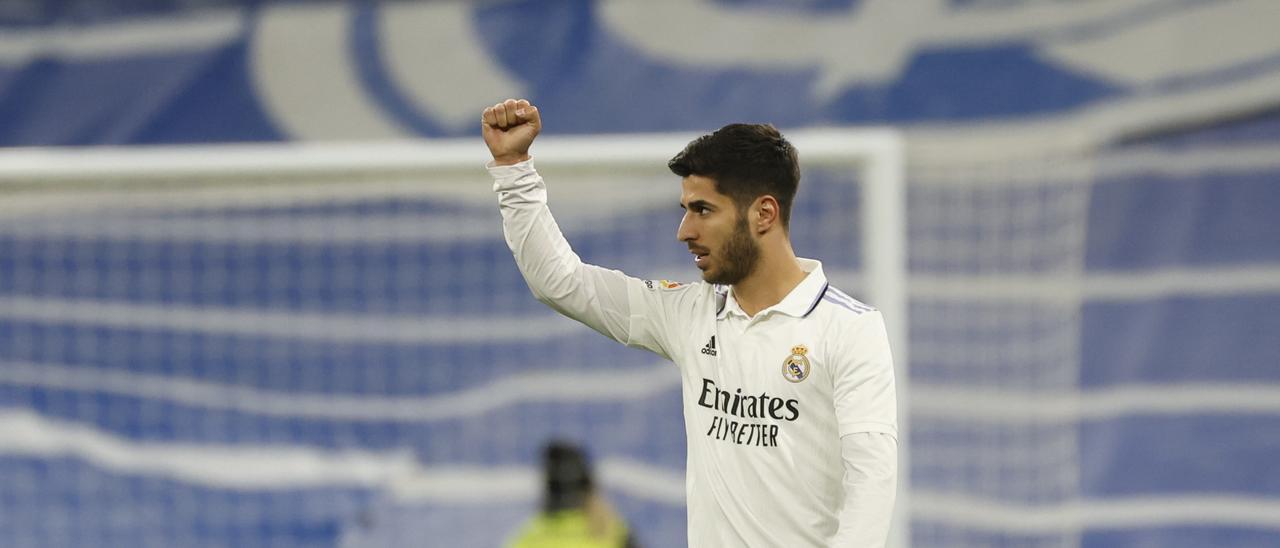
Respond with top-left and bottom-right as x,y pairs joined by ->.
1,0 -> 1278,547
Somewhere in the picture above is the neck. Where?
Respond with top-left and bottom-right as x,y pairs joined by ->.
732,242 -> 807,317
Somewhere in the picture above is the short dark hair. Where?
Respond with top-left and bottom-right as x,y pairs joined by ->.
667,123 -> 800,227
542,440 -> 593,513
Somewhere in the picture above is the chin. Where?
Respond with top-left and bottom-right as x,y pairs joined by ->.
702,271 -> 732,285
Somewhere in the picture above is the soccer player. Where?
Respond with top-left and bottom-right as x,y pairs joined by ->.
483,99 -> 897,547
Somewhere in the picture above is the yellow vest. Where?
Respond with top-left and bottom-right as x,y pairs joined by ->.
508,509 -> 629,548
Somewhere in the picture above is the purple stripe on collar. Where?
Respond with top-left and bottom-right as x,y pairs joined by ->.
803,282 -> 829,318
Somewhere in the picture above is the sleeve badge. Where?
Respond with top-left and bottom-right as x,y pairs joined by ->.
646,279 -> 684,290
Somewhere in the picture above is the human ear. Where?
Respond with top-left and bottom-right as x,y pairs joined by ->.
754,196 -> 780,234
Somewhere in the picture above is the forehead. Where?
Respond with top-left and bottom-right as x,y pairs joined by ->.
679,174 -> 731,204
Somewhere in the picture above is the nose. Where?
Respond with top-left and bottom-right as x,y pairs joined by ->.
677,212 -> 696,243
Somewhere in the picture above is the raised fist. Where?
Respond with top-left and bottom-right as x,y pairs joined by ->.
482,99 -> 541,166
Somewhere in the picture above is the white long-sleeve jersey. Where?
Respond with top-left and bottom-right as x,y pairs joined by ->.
492,159 -> 897,547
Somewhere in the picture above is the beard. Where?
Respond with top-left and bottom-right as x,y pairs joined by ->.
704,216 -> 761,285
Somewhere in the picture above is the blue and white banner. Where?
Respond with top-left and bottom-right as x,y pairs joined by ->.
1,0 -> 1279,145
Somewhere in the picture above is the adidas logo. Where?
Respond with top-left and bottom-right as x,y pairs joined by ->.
700,336 -> 718,357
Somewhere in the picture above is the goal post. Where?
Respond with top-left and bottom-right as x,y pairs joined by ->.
0,129 -> 909,547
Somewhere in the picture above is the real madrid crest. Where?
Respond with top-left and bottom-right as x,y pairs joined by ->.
782,344 -> 811,383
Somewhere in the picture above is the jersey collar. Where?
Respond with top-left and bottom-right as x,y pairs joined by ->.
718,258 -> 829,320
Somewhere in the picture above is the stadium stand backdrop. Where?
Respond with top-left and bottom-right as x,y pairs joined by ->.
1,1 -> 1278,547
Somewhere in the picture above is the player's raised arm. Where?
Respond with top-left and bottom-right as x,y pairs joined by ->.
483,99 -> 683,359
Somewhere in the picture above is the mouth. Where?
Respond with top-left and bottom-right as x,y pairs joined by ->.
690,249 -> 710,269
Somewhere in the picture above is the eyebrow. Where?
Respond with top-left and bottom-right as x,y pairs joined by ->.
680,199 -> 714,210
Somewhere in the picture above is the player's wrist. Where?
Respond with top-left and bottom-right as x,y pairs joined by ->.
492,152 -> 531,166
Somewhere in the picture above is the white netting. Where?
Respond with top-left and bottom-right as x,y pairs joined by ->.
908,153 -> 1094,548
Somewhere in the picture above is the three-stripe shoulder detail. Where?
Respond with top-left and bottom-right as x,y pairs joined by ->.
822,287 -> 875,315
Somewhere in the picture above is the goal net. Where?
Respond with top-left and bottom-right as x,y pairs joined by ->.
908,149 -> 1094,548
0,131 -> 907,548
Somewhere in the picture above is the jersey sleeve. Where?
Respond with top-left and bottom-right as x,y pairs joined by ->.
829,432 -> 897,547
830,310 -> 899,438
491,159 -> 694,360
